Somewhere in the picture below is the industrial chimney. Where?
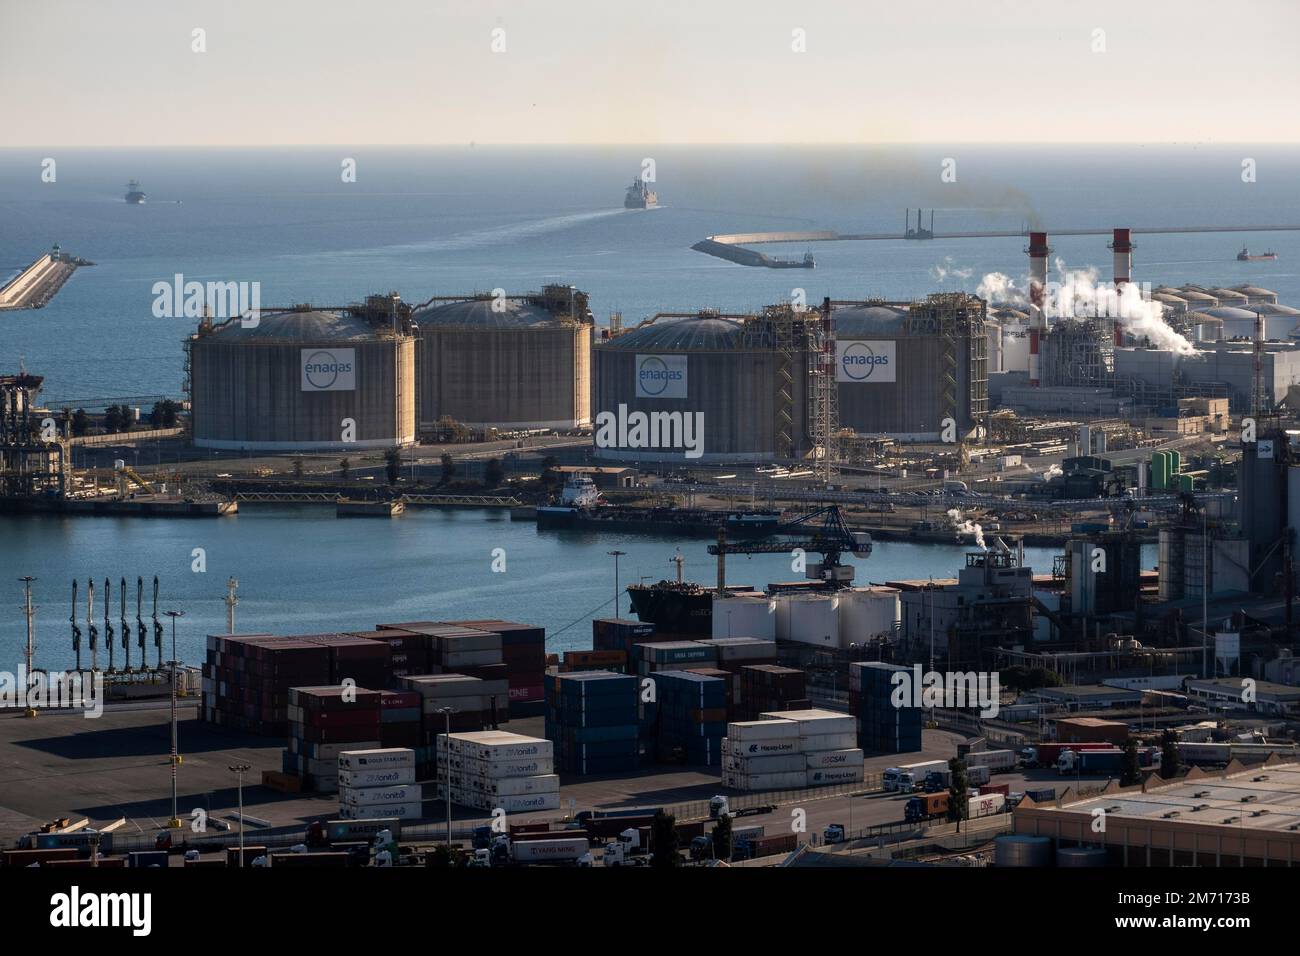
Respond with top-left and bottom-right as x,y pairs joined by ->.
1109,228 -> 1134,347
1027,231 -> 1050,387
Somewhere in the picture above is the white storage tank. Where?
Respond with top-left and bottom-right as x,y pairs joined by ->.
775,593 -> 839,646
712,593 -> 777,640
837,587 -> 900,647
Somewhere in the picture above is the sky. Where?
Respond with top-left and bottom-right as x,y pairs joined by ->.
2,0 -> 1298,147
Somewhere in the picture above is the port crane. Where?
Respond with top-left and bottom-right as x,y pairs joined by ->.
708,505 -> 872,589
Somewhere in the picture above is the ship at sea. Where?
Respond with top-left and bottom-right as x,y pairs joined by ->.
1237,247 -> 1277,261
536,475 -> 783,537
124,180 -> 147,204
624,177 -> 658,209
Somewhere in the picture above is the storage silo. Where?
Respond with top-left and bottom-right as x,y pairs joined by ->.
833,293 -> 988,441
712,593 -> 777,640
993,834 -> 1053,867
592,308 -> 811,463
413,285 -> 592,432
189,303 -> 415,450
838,587 -> 900,646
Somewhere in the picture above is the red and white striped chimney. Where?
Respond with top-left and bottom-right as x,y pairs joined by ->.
1109,228 -> 1133,346
1027,231 -> 1050,386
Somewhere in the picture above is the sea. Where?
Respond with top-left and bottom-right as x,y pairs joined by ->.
0,144 -> 1293,667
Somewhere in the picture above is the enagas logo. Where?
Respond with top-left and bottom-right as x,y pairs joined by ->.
304,351 -> 346,388
840,342 -> 889,381
637,356 -> 682,395
301,348 -> 355,391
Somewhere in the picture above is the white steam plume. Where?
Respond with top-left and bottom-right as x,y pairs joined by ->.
946,507 -> 986,550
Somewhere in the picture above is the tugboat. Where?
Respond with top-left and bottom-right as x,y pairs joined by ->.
624,177 -> 658,209
1237,247 -> 1277,261
536,473 -> 602,519
124,180 -> 147,204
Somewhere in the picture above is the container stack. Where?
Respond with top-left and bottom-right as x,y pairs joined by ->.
592,618 -> 655,656
299,633 -> 392,689
561,649 -> 629,673
437,731 -> 559,812
722,710 -> 863,790
350,629 -> 432,679
650,670 -> 728,766
201,634 -> 330,736
848,661 -> 922,755
338,747 -> 423,820
636,641 -> 717,676
284,686 -> 383,792
737,665 -> 808,721
706,637 -> 779,699
378,690 -> 423,748
545,671 -> 640,775
679,666 -> 735,718
447,620 -> 548,717
399,673 -> 508,779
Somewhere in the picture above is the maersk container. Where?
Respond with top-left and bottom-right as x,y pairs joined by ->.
339,801 -> 422,820
341,783 -> 423,806
805,748 -> 865,769
337,766 -> 416,789
807,766 -> 863,786
337,747 -> 415,772
727,718 -> 800,741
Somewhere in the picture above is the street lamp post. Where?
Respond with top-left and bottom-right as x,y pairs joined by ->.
19,577 -> 37,718
607,550 -> 626,617
165,609 -> 185,828
229,763 -> 250,866
436,706 -> 456,849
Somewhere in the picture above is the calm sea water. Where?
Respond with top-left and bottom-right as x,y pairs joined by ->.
0,145 -> 1285,666
0,506 -> 1083,672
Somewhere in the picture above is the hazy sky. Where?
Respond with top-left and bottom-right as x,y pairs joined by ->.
3,0 -> 1298,146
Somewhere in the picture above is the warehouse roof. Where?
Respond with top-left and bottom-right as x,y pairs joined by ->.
412,298 -> 569,330
205,309 -> 387,342
600,316 -> 745,351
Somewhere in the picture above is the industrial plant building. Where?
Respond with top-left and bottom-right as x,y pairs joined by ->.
188,297 -> 416,450
412,285 -> 593,433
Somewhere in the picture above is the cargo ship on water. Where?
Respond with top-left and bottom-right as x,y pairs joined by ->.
1237,247 -> 1277,261
624,177 -> 657,209
536,476 -> 784,537
124,180 -> 146,204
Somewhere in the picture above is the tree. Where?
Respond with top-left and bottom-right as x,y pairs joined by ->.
650,811 -> 680,868
947,757 -> 969,826
103,406 -> 121,434
385,447 -> 402,485
70,409 -> 90,437
710,812 -> 733,862
1160,728 -> 1182,780
292,458 -> 304,479
440,453 -> 457,486
483,457 -> 504,489
1121,738 -> 1142,787
339,458 -> 351,480
150,399 -> 180,429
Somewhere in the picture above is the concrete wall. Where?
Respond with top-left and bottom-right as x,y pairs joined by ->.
0,254 -> 52,306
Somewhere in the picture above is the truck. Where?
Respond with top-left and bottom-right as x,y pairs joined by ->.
906,791 -> 1006,823
602,828 -> 649,866
884,760 -> 948,793
509,837 -> 594,866
963,749 -> 1017,774
923,765 -> 990,791
1020,742 -> 1114,769
1056,747 -> 1161,774
733,833 -> 797,861
709,795 -> 776,819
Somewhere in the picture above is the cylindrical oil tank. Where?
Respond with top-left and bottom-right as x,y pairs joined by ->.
1168,449 -> 1181,478
190,309 -> 415,450
994,834 -> 1053,867
592,314 -> 808,462
1152,451 -> 1169,490
838,587 -> 900,645
775,593 -> 839,647
1000,326 -> 1030,372
832,295 -> 987,441
413,290 -> 592,431
1253,304 -> 1300,340
712,593 -> 777,640
1056,846 -> 1108,867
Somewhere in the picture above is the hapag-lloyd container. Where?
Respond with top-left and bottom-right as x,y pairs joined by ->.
339,801 -> 423,820
799,732 -> 858,752
723,736 -> 800,757
759,709 -> 856,736
722,753 -> 805,774
338,766 -> 416,788
805,748 -> 865,769
337,747 -> 415,772
727,718 -> 799,742
720,770 -> 806,790
341,783 -> 423,806
807,766 -> 863,785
